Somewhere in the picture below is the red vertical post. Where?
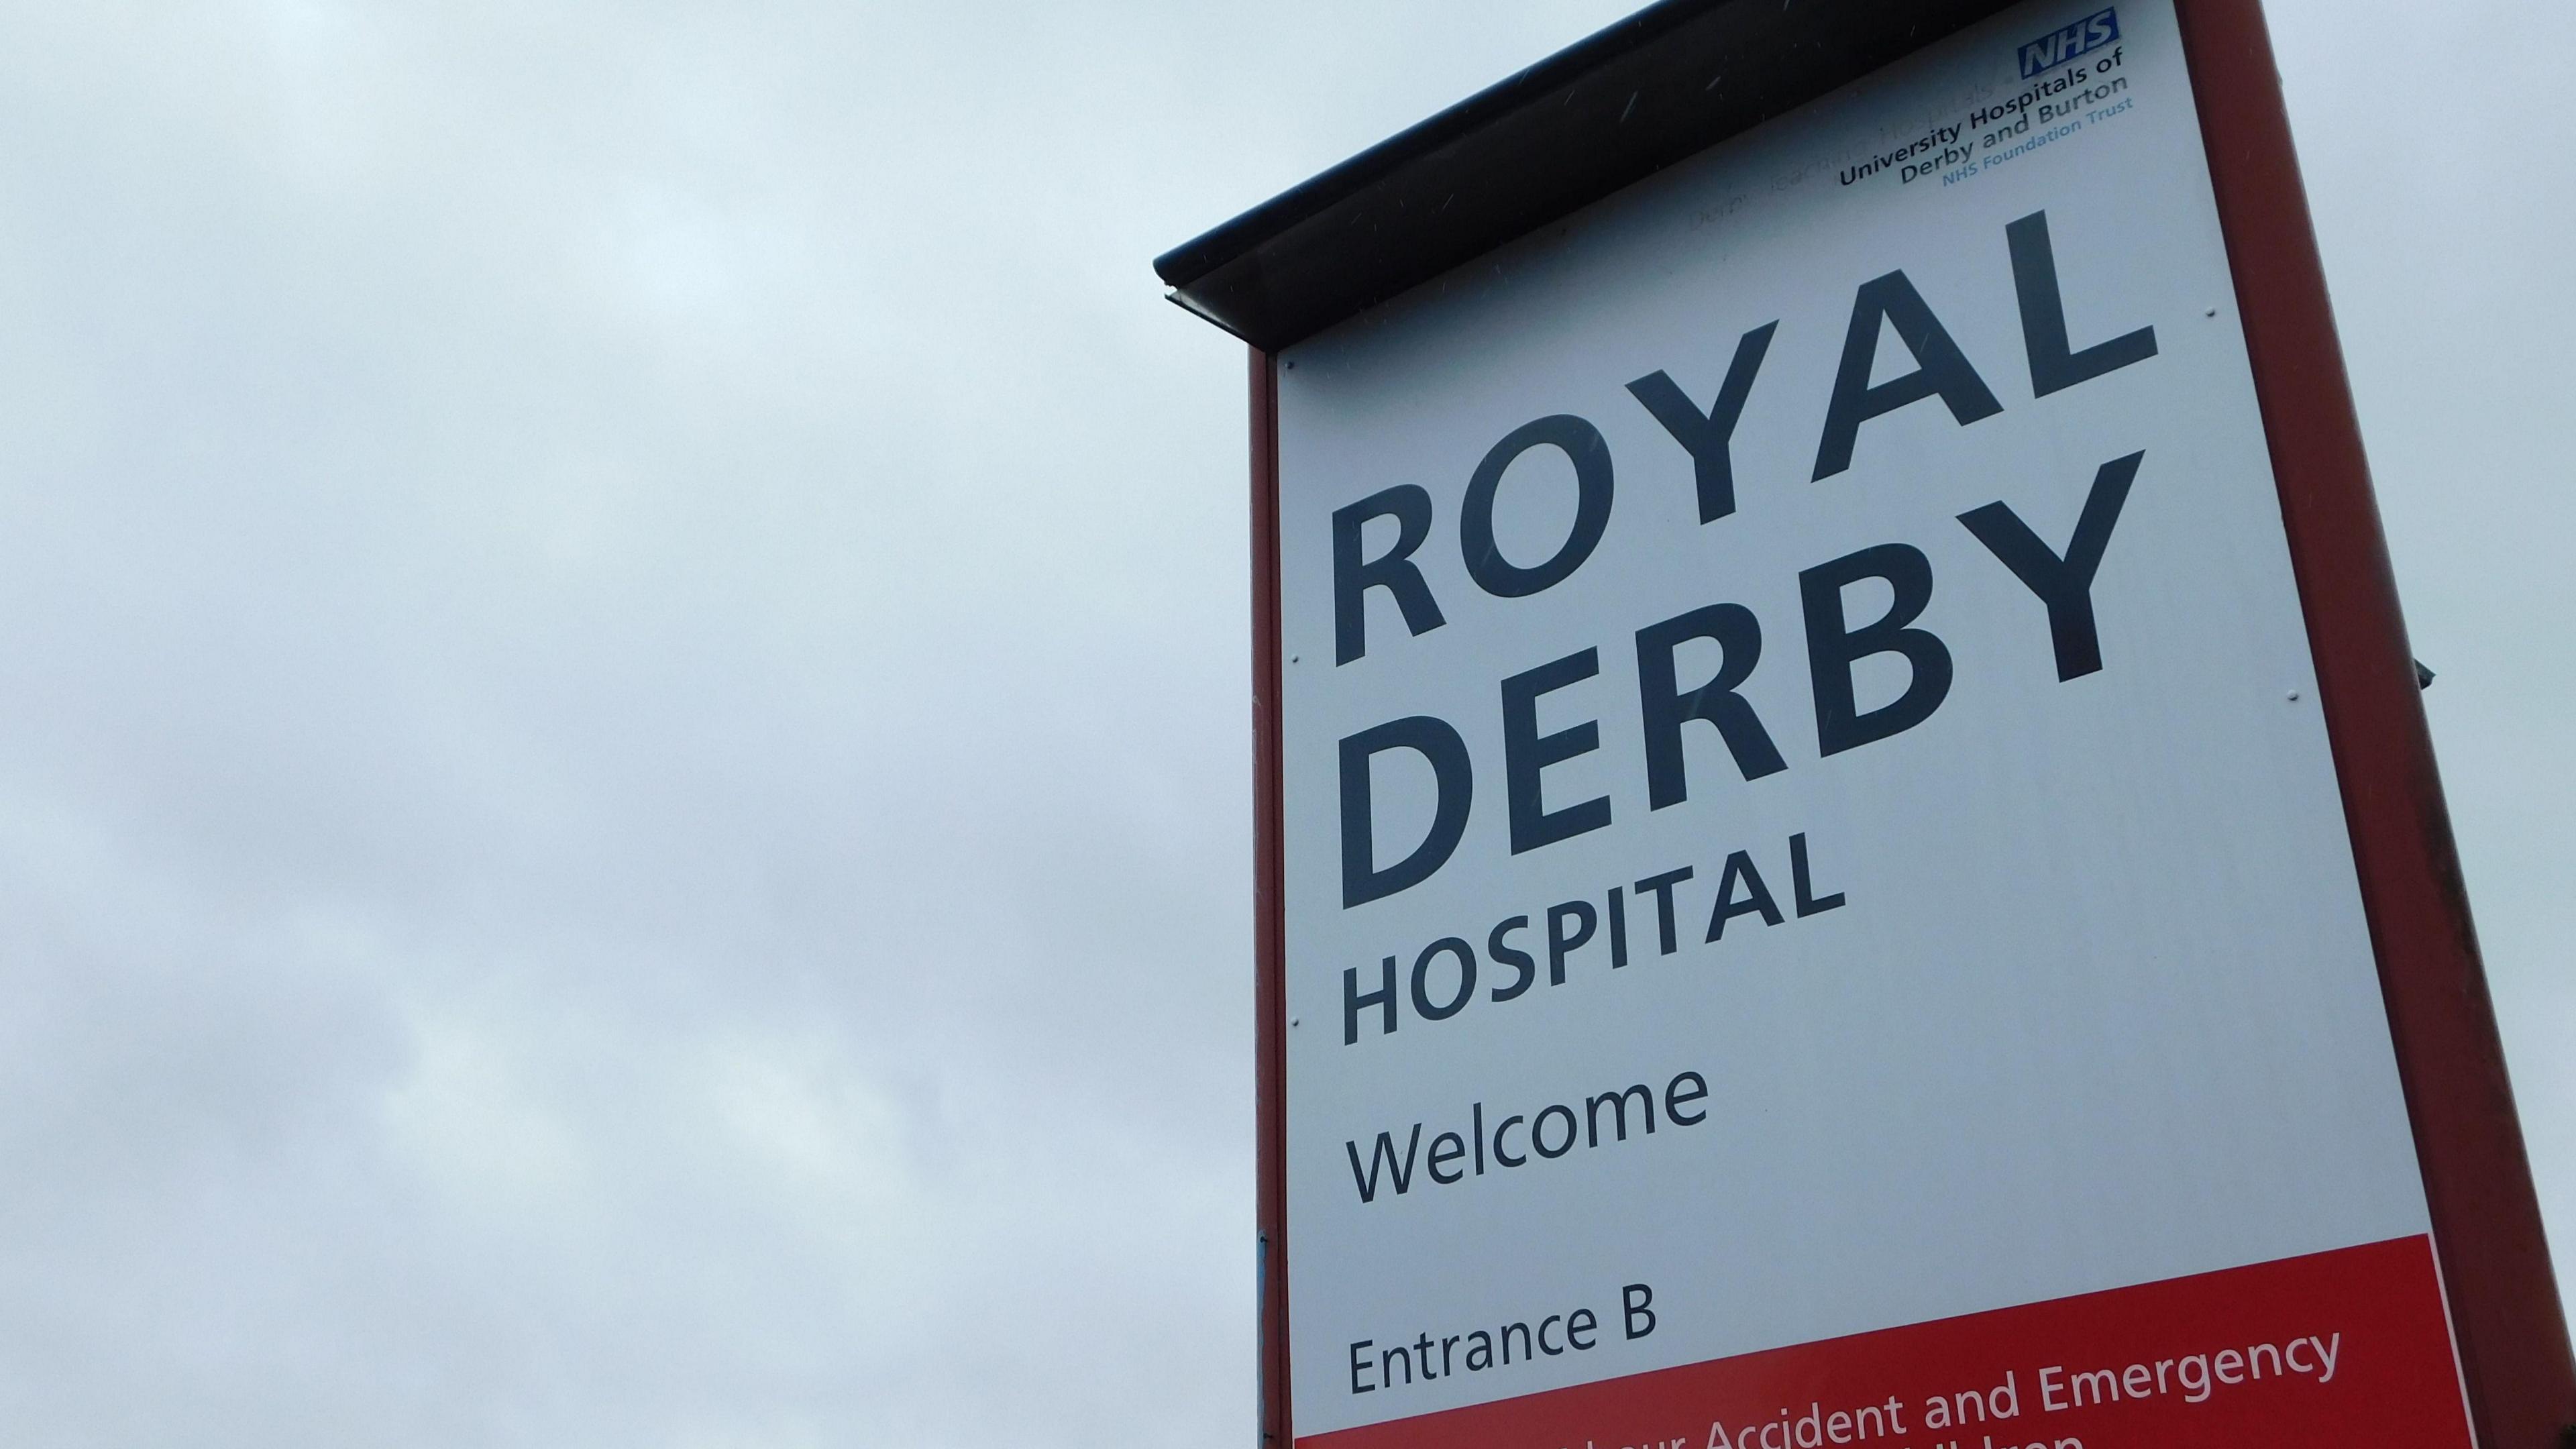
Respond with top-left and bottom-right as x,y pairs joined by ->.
1250,345 -> 1293,1449
2173,3 -> 2575,1444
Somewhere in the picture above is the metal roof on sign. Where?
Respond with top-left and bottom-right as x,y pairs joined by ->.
1153,0 -> 2023,351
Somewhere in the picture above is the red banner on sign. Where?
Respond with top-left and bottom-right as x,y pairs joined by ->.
1301,1236 -> 2470,1449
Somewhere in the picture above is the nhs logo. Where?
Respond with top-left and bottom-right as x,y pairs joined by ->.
2019,8 -> 2120,77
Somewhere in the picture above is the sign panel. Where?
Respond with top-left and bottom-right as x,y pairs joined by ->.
1270,1 -> 2478,1444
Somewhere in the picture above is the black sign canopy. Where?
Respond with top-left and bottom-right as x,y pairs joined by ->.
1153,0 -> 2019,351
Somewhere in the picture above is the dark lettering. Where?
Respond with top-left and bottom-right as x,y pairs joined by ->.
1635,867 -> 1694,955
2008,210 -> 2157,398
1546,900 -> 1597,985
1503,649 -> 1612,854
1344,956 -> 1397,1044
1410,938 -> 1477,1021
1486,916 -> 1537,1002
1625,322 -> 1778,523
1340,716 -> 1474,906
1623,1283 -> 1658,1340
1814,271 -> 2003,480
1566,1308 -> 1598,1350
1791,831 -> 1846,916
1705,849 -> 1784,941
1587,1083 -> 1656,1145
1958,451 -> 2143,680
1799,544 -> 1953,755
1345,1126 -> 1422,1203
1636,603 -> 1785,808
1532,1104 -> 1578,1159
1665,1071 -> 1709,1126
1460,415 -> 1614,598
1426,1132 -> 1468,1185
1332,485 -> 1447,664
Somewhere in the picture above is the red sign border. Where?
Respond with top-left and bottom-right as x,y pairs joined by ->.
1244,4 -> 2575,1446
2170,3 -> 2574,1445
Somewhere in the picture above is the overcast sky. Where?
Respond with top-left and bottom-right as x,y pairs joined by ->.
0,2 -> 2566,1446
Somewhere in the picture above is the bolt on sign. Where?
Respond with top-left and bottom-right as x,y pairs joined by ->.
1155,3 -> 2575,1448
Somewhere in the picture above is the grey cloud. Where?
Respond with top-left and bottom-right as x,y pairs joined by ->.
0,1 -> 2565,1446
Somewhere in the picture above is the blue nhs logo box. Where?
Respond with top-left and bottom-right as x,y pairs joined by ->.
2019,8 -> 2120,77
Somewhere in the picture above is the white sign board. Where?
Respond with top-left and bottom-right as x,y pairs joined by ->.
1271,2 -> 2476,1444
